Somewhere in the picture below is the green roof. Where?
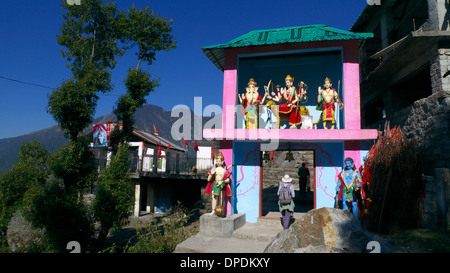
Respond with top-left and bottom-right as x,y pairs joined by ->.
202,24 -> 373,71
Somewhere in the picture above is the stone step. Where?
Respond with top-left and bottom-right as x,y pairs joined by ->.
232,222 -> 283,242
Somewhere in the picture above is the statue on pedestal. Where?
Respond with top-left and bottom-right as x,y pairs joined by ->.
316,77 -> 343,129
206,151 -> 231,217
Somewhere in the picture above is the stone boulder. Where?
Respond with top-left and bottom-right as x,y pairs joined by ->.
7,210 -> 46,252
264,207 -> 395,253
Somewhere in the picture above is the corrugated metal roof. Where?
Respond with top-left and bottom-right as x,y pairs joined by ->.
202,24 -> 373,71
133,128 -> 186,152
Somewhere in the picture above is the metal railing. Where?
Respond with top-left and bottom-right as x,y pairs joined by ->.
95,154 -> 214,176
169,156 -> 214,175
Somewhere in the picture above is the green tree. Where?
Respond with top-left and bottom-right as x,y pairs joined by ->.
94,4 -> 176,250
42,0 -> 124,252
0,141 -> 50,249
48,0 -> 124,142
25,181 -> 95,252
118,5 -> 176,71
49,135 -> 96,194
113,4 -> 176,143
38,0 -> 176,252
93,144 -> 134,248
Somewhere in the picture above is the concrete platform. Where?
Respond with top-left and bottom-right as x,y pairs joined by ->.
173,232 -> 274,253
174,214 -> 305,253
199,213 -> 246,238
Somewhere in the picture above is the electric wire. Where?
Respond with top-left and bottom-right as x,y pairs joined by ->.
0,75 -> 120,96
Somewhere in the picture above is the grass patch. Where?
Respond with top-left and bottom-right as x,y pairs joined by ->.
384,228 -> 450,253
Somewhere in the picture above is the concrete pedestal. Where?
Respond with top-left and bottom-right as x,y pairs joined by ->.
199,213 -> 246,238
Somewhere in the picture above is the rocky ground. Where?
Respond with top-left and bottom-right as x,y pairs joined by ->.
381,228 -> 450,253
121,209 -> 450,253
6,207 -> 449,253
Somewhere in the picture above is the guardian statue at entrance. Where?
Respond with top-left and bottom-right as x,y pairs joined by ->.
335,157 -> 362,219
206,151 -> 232,216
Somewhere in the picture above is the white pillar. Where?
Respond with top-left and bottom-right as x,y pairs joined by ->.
134,182 -> 141,217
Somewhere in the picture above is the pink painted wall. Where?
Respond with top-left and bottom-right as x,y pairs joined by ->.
223,69 -> 237,140
219,140 -> 233,215
203,128 -> 378,141
343,63 -> 361,130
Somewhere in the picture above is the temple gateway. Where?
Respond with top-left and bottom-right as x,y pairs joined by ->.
201,25 -> 377,222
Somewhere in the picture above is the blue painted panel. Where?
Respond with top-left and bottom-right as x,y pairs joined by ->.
231,141 -> 346,222
232,142 -> 261,222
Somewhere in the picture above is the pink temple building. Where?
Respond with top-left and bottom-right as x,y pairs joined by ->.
202,25 -> 377,222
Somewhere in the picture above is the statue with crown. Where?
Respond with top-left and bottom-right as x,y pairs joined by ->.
265,74 -> 306,129
206,151 -> 232,217
238,78 -> 268,129
316,77 -> 344,129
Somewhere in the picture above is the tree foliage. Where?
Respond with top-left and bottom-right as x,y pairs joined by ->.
6,0 -> 177,252
49,135 -> 96,194
124,204 -> 197,253
113,4 -> 176,142
0,141 -> 50,249
114,68 -> 159,141
117,5 -> 176,70
25,181 -> 95,252
48,0 -> 124,142
58,0 -> 123,80
93,144 -> 134,248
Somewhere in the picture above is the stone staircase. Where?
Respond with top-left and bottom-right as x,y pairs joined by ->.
231,218 -> 283,242
174,214 -> 285,253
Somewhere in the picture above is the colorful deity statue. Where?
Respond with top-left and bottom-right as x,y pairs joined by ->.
335,157 -> 362,219
317,77 -> 343,129
238,78 -> 267,129
266,74 -> 305,129
206,151 -> 232,216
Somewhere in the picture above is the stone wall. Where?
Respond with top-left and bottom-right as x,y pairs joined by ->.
423,169 -> 450,230
262,150 -> 315,190
402,90 -> 450,230
403,90 -> 450,171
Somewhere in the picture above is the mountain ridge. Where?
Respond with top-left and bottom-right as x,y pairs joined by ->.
0,104 -> 219,173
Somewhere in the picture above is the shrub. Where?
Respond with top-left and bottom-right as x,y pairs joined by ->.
125,204 -> 198,253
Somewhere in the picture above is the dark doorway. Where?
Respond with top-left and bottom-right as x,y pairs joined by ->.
260,150 -> 315,219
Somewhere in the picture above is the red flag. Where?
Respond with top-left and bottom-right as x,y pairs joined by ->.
167,143 -> 171,150
211,147 -> 215,163
194,141 -> 199,152
158,141 -> 162,158
153,124 -> 159,135
184,139 -> 188,149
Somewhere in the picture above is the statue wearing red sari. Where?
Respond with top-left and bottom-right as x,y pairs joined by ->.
266,74 -> 305,129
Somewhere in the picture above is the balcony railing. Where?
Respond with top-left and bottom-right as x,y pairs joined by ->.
95,154 -> 214,177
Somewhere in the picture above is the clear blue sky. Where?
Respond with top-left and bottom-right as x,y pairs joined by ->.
0,0 -> 367,139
